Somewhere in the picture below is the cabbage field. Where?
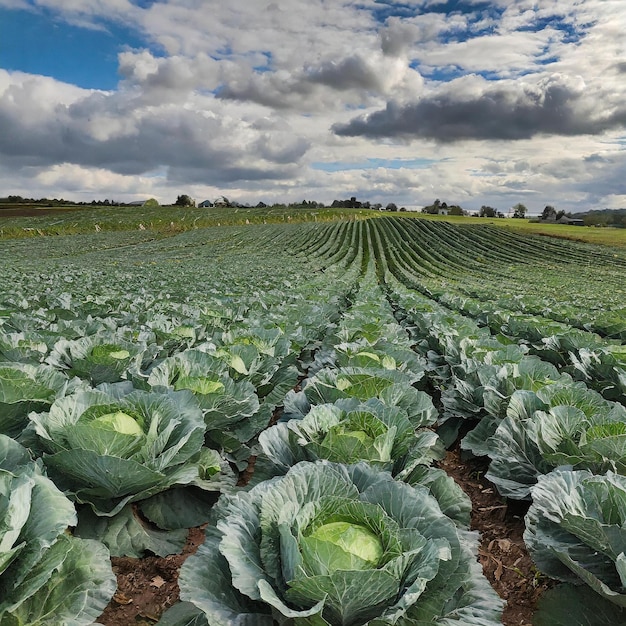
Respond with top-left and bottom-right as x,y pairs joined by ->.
0,213 -> 625,625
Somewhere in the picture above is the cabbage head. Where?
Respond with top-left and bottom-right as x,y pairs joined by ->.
0,434 -> 115,624
28,383 -> 231,516
179,461 -> 503,626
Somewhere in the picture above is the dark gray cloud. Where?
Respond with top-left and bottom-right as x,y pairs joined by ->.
306,56 -> 388,91
216,52 -> 404,111
0,78 -> 310,185
333,75 -> 626,141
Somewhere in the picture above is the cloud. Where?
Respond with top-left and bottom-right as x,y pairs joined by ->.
333,73 -> 626,141
217,51 -> 422,111
0,69 -> 310,185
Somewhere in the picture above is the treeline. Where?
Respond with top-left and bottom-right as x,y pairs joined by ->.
0,195 -> 81,206
0,195 -> 135,207
577,208 -> 626,228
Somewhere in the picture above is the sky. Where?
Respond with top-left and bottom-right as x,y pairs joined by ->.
1,0 -> 625,213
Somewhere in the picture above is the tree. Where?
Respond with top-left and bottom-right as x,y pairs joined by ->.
479,205 -> 497,218
541,205 -> 557,221
175,194 -> 195,207
512,203 -> 527,219
386,202 -> 398,212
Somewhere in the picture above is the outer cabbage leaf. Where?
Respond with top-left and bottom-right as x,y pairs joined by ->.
525,469 -> 626,607
533,583 -> 626,626
155,601 -> 209,626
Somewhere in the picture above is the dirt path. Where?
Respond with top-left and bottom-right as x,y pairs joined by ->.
438,446 -> 553,625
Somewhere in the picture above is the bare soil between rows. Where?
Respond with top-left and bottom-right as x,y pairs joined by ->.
97,444 -> 552,625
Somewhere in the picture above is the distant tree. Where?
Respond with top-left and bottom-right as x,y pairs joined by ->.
584,213 -> 609,227
175,194 -> 195,207
372,203 -> 383,211
144,198 -> 159,208
512,203 -> 527,219
386,202 -> 398,212
541,205 -> 557,221
479,205 -> 497,218
555,210 -> 567,221
448,205 -> 464,216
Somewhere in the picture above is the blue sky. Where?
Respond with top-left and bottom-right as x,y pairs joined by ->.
0,6 -> 147,89
0,0 -> 625,212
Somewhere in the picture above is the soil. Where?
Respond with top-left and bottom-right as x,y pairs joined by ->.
96,526 -> 205,626
96,443 -> 552,625
438,446 -> 554,626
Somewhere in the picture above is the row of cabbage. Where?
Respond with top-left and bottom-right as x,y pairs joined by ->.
163,255 -> 506,625
367,219 -> 626,622
1,222 -> 371,624
374,217 -> 626,339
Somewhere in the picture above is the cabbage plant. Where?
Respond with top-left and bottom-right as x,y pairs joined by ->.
46,332 -> 149,384
284,366 -> 437,428
146,349 -> 262,445
28,383 -> 233,516
569,344 -> 626,404
0,331 -> 49,364
253,398 -> 441,473
179,461 -> 504,625
525,469 -> 626,612
0,435 -> 115,624
0,361 -> 81,438
483,379 -> 626,499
